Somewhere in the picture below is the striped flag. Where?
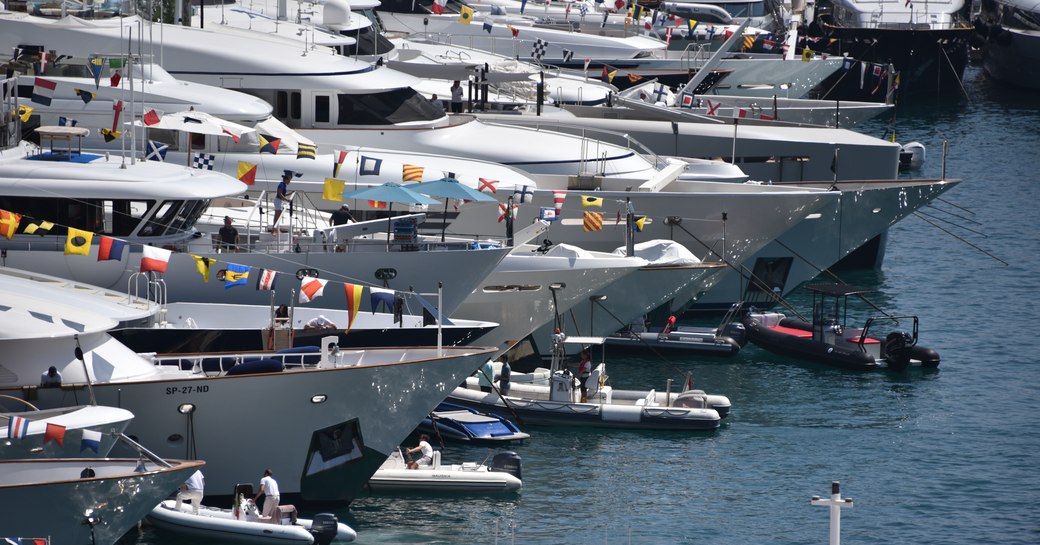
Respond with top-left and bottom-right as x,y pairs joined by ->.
256,269 -> 279,291
140,245 -> 172,273
7,415 -> 29,439
297,143 -> 317,160
31,77 -> 56,106
553,190 -> 567,216
80,429 -> 102,453
333,150 -> 348,178
403,164 -> 424,182
299,278 -> 328,303
97,236 -> 126,262
583,211 -> 604,232
344,283 -> 364,331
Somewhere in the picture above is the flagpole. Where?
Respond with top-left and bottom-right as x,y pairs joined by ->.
437,282 -> 443,357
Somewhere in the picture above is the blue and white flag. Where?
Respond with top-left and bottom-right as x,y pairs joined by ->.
146,140 -> 168,162
483,18 -> 493,33
223,263 -> 250,289
192,152 -> 215,170
539,207 -> 557,221
579,3 -> 588,17
370,286 -> 395,313
359,155 -> 382,176
80,429 -> 102,453
513,184 -> 534,204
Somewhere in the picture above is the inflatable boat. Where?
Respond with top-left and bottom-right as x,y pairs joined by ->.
367,449 -> 522,493
147,497 -> 356,544
449,336 -> 730,430
415,402 -> 529,445
742,284 -> 941,371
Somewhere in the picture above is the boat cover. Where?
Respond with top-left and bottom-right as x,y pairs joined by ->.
612,240 -> 702,266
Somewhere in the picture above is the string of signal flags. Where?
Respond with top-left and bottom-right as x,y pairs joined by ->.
0,208 -> 431,332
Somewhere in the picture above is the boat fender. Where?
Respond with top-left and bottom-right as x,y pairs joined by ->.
309,513 -> 340,545
490,451 -> 523,481
883,331 -> 914,371
911,345 -> 941,368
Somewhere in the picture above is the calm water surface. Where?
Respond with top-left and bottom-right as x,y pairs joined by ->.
122,63 -> 1040,545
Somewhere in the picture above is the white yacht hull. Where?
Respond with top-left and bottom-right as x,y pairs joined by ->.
530,262 -> 728,354
0,333 -> 497,504
0,458 -> 205,545
455,248 -> 646,354
0,405 -> 133,459
691,178 -> 963,311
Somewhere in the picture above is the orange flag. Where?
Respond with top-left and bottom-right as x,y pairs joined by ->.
344,283 -> 364,331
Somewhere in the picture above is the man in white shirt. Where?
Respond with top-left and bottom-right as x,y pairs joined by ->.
406,434 -> 434,469
177,469 -> 205,514
255,468 -> 281,523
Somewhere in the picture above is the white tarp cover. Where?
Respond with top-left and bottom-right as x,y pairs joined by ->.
544,243 -> 595,259
611,240 -> 701,266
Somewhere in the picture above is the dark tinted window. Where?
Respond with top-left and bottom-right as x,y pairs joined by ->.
315,95 -> 330,123
336,88 -> 444,125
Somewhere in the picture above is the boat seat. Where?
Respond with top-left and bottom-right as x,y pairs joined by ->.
431,450 -> 441,469
768,325 -> 812,338
277,505 -> 299,525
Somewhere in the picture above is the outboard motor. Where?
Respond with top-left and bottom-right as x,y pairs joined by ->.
718,322 -> 747,347
308,513 -> 340,545
883,331 -> 915,371
490,451 -> 522,481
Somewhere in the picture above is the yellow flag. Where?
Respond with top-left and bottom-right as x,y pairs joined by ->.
64,227 -> 94,256
607,69 -> 618,83
23,220 -> 54,235
17,105 -> 33,123
581,195 -> 603,208
459,5 -> 475,24
802,48 -> 813,62
634,216 -> 647,232
323,178 -> 345,202
192,255 -> 212,283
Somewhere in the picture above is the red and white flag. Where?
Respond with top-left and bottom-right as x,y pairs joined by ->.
497,202 -> 518,222
431,0 -> 447,14
478,178 -> 499,193
552,190 -> 567,216
140,245 -> 172,273
256,269 -> 279,291
299,278 -> 328,303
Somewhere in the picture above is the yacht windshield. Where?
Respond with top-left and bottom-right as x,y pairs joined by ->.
339,26 -> 396,56
336,88 -> 444,125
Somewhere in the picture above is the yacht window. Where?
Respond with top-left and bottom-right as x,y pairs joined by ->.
340,26 -> 396,56
140,200 -> 184,237
276,91 -> 289,119
147,128 -> 180,151
291,92 -> 302,120
336,88 -> 444,125
0,196 -> 102,234
315,95 -> 331,123
106,199 -> 155,236
169,200 -> 208,235
190,132 -> 206,150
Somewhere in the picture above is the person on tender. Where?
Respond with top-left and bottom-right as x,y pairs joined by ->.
406,434 -> 434,469
254,468 -> 280,524
177,469 -> 205,514
304,314 -> 337,331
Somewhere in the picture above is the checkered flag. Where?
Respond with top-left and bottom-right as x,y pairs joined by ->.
579,3 -> 588,17
531,38 -> 548,61
562,48 -> 575,63
192,152 -> 216,170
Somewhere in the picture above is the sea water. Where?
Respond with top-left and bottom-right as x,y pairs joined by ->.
120,63 -> 1040,545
